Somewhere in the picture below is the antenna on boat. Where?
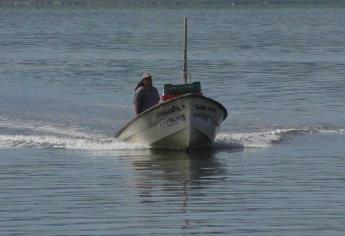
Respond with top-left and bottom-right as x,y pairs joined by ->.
183,17 -> 188,84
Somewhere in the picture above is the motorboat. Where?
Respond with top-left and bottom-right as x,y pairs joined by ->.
116,18 -> 228,151
116,92 -> 227,151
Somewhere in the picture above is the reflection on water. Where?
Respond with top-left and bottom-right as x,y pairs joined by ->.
132,149 -> 226,188
129,149 -> 228,232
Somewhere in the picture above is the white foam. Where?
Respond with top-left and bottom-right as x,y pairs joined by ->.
0,117 -> 104,139
0,117 -> 343,151
317,128 -> 345,134
215,127 -> 344,148
0,135 -> 148,151
0,117 -> 148,151
215,129 -> 285,148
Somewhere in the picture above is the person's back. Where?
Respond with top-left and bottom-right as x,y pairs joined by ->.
134,73 -> 160,115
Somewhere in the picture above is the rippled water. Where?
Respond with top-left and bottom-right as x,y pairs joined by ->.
1,6 -> 345,235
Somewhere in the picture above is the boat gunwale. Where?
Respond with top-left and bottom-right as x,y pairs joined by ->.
115,93 -> 228,138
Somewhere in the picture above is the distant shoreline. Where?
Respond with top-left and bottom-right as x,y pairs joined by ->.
1,0 -> 345,8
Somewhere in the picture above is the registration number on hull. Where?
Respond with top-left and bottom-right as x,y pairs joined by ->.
159,113 -> 185,129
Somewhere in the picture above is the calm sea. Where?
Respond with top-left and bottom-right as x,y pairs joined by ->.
1,6 -> 345,235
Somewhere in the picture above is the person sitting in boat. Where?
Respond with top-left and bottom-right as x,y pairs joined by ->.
134,73 -> 160,115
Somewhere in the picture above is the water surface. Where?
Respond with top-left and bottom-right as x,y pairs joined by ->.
0,7 -> 345,235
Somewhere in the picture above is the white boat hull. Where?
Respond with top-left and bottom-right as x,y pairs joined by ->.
116,94 -> 227,151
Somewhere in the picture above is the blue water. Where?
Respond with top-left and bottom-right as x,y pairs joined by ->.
1,7 -> 345,235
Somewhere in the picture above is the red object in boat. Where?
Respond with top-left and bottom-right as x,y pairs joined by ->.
161,92 -> 203,101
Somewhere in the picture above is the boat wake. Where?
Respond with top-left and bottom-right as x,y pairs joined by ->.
0,118 -> 147,151
0,134 -> 147,150
215,128 -> 344,148
0,118 -> 343,151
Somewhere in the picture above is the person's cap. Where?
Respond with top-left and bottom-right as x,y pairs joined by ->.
142,72 -> 152,79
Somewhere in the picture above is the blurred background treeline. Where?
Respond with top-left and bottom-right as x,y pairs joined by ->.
1,0 -> 345,7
